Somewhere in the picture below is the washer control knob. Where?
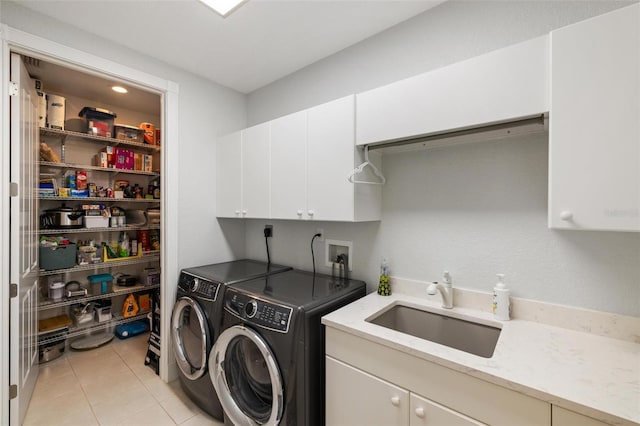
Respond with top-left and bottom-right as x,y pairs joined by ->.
191,278 -> 199,293
245,300 -> 258,318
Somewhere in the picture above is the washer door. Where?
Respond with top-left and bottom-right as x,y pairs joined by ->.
171,296 -> 210,380
209,325 -> 283,426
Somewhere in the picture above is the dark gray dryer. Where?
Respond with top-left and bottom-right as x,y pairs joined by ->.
209,269 -> 366,425
171,260 -> 291,420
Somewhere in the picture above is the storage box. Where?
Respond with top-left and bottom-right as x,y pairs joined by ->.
143,154 -> 153,172
84,216 -> 109,228
70,304 -> 94,326
94,300 -> 112,323
142,268 -> 160,286
70,189 -> 89,198
114,148 -> 134,170
77,245 -> 103,265
88,273 -> 114,295
79,107 -> 116,138
115,125 -> 144,143
39,243 -> 77,271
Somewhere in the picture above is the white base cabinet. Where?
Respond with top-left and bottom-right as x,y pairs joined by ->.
326,327 -> 550,426
552,407 -> 609,426
326,357 -> 409,426
327,356 -> 485,426
549,3 -> 640,232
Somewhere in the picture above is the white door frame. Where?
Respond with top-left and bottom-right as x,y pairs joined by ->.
0,24 -> 180,424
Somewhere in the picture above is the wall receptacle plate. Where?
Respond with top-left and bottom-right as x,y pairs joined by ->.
325,239 -> 353,271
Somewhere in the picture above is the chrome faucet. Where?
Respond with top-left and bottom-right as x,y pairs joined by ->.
427,271 -> 453,309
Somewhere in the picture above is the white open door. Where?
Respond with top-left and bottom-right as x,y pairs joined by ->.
9,52 -> 40,425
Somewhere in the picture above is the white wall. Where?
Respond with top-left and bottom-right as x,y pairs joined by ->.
245,0 -> 640,317
1,1 -> 247,269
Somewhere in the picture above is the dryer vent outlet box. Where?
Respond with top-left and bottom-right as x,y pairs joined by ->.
325,239 -> 353,271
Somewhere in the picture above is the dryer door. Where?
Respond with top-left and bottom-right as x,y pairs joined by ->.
171,296 -> 211,380
209,325 -> 284,426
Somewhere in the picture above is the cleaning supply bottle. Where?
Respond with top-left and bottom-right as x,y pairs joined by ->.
492,273 -> 511,321
377,258 -> 391,296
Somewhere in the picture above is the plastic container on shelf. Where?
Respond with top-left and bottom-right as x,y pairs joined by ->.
47,281 -> 65,300
87,273 -> 114,296
79,107 -> 116,138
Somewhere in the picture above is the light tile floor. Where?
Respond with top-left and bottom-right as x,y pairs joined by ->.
25,333 -> 224,426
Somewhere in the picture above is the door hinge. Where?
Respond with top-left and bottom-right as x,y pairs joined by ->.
10,283 -> 17,298
10,182 -> 18,197
9,384 -> 17,400
8,81 -> 18,97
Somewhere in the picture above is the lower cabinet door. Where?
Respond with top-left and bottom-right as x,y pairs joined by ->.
552,406 -> 609,426
326,356 -> 409,426
410,393 -> 486,426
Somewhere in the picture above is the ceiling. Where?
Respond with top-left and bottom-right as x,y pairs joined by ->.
22,56 -> 162,115
14,0 -> 445,94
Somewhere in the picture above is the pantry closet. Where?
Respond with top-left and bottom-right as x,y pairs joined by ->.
2,27 -> 179,425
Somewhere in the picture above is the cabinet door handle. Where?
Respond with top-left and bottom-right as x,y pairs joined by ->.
297,209 -> 303,217
242,210 -> 247,216
415,407 -> 425,418
560,210 -> 573,221
390,396 -> 400,406
307,210 -> 315,217
235,210 -> 241,216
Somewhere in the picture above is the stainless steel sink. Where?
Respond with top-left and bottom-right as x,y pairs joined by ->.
367,304 -> 501,358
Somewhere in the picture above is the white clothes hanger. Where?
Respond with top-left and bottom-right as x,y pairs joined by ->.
347,145 -> 386,185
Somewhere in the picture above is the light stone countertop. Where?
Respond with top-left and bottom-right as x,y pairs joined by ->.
322,287 -> 640,426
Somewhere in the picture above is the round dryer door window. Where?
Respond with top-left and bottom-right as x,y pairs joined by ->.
209,325 -> 283,426
171,297 -> 211,380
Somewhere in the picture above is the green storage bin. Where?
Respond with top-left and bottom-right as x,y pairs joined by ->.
39,243 -> 77,270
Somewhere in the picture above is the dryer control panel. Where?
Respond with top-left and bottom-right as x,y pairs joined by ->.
178,272 -> 220,301
225,290 -> 293,333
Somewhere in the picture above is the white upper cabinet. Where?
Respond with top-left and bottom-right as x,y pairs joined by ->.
215,123 -> 270,219
307,96 -> 357,221
549,3 -> 639,231
217,95 -> 381,222
242,122 -> 270,219
356,36 -> 549,146
271,110 -> 307,220
216,130 -> 242,218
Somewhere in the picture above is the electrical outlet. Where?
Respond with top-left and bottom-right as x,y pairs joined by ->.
316,228 -> 324,242
264,224 -> 273,238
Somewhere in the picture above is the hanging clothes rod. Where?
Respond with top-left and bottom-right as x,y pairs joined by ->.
347,145 -> 386,185
366,115 -> 547,153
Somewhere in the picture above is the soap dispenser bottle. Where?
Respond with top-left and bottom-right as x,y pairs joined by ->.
492,273 -> 511,321
377,258 -> 391,296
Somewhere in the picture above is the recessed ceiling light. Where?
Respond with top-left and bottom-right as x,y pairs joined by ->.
112,86 -> 128,94
198,0 -> 248,17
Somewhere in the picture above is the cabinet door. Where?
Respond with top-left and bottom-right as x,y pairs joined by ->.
551,406 -> 609,426
356,36 -> 549,146
307,95 -> 355,221
242,122 -> 270,218
216,130 -> 242,218
410,393 -> 486,426
271,110 -> 307,220
549,3 -> 640,231
326,356 -> 409,426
